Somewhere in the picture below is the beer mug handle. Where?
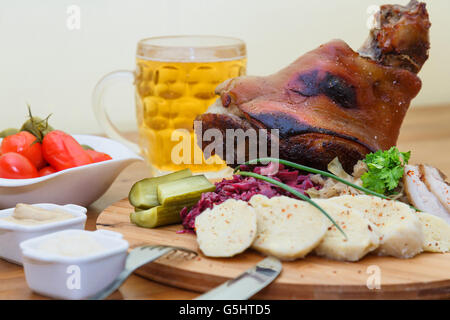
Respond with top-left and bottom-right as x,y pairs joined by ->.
92,70 -> 140,153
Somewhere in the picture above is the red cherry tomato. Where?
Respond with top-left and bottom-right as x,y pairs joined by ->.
42,130 -> 93,171
0,152 -> 39,179
85,150 -> 112,163
1,131 -> 46,169
38,166 -> 57,177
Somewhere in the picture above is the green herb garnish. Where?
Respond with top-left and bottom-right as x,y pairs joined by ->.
361,147 -> 410,195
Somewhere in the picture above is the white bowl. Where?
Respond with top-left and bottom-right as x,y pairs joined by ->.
0,135 -> 143,209
0,203 -> 87,265
20,229 -> 128,300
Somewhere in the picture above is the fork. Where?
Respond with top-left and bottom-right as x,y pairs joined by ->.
89,245 -> 197,300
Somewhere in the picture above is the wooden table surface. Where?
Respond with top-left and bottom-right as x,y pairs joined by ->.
1,105 -> 449,300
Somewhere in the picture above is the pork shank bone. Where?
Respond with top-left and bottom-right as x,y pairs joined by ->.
195,1 -> 430,172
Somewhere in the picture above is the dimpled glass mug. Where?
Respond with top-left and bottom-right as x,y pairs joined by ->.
93,36 -> 246,177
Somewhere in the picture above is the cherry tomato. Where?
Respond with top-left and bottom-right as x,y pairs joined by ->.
42,130 -> 93,171
1,131 -> 46,169
0,152 -> 38,179
85,150 -> 112,163
38,166 -> 57,177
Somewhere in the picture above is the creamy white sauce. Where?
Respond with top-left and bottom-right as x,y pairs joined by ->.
37,234 -> 105,257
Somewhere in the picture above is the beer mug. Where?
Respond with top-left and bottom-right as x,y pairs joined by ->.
93,36 -> 246,177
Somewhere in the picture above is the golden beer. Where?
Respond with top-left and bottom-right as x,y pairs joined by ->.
135,37 -> 246,175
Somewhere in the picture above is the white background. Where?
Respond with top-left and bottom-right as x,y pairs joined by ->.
0,0 -> 448,134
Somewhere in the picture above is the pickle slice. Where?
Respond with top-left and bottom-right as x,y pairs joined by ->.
130,202 -> 196,228
157,175 -> 216,206
128,169 -> 192,209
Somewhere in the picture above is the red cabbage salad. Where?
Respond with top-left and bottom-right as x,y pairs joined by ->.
180,162 -> 321,232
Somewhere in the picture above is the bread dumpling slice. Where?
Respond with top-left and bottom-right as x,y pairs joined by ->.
418,212 -> 450,253
328,195 -> 424,258
376,215 -> 424,258
249,195 -> 328,261
195,199 -> 257,258
314,200 -> 381,261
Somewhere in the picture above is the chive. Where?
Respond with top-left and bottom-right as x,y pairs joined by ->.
236,158 -> 419,212
236,170 -> 347,239
234,157 -> 389,200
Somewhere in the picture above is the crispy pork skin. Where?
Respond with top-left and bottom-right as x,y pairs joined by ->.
419,164 -> 450,213
195,1 -> 430,172
404,165 -> 450,224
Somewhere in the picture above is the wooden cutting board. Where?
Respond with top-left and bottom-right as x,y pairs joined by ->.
97,198 -> 450,299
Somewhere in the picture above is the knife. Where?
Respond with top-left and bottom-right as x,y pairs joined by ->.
195,256 -> 282,300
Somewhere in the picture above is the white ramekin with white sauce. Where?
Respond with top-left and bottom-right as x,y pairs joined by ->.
20,229 -> 128,300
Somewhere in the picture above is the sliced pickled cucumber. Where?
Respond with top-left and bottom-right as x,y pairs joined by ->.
128,169 -> 192,209
157,175 -> 216,206
130,202 -> 196,228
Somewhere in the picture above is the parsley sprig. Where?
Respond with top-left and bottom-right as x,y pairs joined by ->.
361,147 -> 411,195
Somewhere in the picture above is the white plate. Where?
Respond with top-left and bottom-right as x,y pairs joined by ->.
0,135 -> 143,208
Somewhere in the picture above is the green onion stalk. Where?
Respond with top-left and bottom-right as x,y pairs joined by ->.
235,170 -> 347,239
234,157 -> 389,199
